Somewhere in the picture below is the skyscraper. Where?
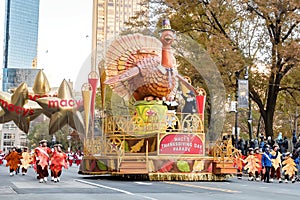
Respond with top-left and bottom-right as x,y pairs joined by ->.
2,0 -> 40,91
91,0 -> 145,70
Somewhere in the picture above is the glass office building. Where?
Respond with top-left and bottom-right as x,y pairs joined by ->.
2,0 -> 40,91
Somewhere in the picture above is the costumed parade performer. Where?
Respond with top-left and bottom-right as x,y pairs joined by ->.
20,147 -> 32,176
34,139 -> 52,183
233,149 -> 245,179
50,144 -> 68,183
4,147 -> 22,176
243,148 -> 260,181
270,144 -> 282,183
74,150 -> 83,166
254,147 -> 263,181
67,151 -> 74,167
262,145 -> 279,183
282,152 -> 297,183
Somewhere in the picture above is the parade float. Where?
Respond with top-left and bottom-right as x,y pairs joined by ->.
0,19 -> 238,181
78,19 -> 238,181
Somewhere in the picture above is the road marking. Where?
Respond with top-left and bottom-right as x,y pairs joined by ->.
181,189 -> 194,193
164,181 -> 240,193
75,179 -> 158,200
135,182 -> 153,185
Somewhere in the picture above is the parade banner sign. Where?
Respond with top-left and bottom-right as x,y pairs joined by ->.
238,79 -> 249,108
159,134 -> 204,155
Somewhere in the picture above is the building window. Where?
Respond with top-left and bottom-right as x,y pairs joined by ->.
3,141 -> 14,146
3,133 -> 15,139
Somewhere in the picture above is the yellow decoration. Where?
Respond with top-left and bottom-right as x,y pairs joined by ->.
36,79 -> 84,134
32,70 -> 51,95
85,159 -> 90,171
20,151 -> 32,169
82,83 -> 92,137
130,139 -> 145,153
271,151 -> 282,170
282,157 -> 297,178
109,159 -> 115,170
193,160 -> 204,172
0,82 -> 43,133
150,138 -> 157,152
148,160 -> 155,172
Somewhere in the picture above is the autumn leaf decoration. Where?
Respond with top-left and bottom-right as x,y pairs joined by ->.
243,155 -> 260,175
271,151 -> 282,170
159,161 -> 174,172
234,155 -> 244,170
282,157 -> 297,177
130,139 -> 145,153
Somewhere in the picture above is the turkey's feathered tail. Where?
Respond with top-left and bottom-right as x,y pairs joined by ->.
104,33 -> 162,100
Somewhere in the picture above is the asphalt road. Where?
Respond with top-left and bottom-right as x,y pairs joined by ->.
0,163 -> 300,200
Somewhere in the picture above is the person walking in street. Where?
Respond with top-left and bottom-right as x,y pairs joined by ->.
34,140 -> 52,183
262,145 -> 279,183
243,148 -> 260,181
74,150 -> 83,166
254,147 -> 263,181
20,147 -> 32,176
4,147 -> 22,176
234,149 -> 245,179
270,144 -> 283,183
67,151 -> 74,167
50,144 -> 68,183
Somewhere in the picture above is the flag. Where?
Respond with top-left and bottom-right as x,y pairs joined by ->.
238,79 -> 249,108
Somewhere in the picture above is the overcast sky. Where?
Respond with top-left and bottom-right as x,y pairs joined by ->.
0,0 -> 93,89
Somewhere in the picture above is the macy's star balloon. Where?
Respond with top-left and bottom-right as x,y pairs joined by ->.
10,69 -> 58,111
36,79 -> 84,135
27,70 -> 58,112
0,82 -> 44,133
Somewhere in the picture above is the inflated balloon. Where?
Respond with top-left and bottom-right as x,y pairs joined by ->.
0,82 -> 43,133
36,79 -> 84,135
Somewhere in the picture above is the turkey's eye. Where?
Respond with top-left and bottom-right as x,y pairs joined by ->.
163,34 -> 174,44
164,34 -> 173,40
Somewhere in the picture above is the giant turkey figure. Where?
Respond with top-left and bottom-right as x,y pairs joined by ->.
104,19 -> 194,101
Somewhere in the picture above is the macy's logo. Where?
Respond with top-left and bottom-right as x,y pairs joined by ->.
29,94 -> 82,108
0,96 -> 82,116
0,99 -> 34,116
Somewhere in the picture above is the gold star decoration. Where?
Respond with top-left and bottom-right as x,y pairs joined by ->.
27,69 -> 58,118
0,82 -> 44,133
36,79 -> 84,135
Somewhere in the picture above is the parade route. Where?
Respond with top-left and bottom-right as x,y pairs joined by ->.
1,163 -> 300,200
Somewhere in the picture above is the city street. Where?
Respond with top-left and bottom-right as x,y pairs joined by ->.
0,163 -> 300,200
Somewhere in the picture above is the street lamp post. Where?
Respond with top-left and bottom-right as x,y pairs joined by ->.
234,66 -> 252,148
244,67 -> 253,140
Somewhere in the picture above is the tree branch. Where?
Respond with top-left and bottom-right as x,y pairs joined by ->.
279,86 -> 300,92
282,22 -> 300,42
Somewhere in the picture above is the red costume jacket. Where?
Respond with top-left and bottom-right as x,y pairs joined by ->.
50,150 -> 68,173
